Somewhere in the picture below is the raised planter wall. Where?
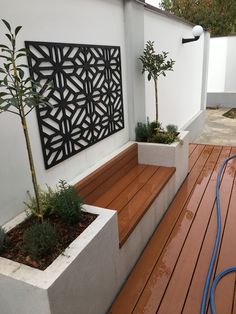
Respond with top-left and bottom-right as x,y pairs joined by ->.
0,206 -> 118,314
138,131 -> 189,191
0,137 -> 189,314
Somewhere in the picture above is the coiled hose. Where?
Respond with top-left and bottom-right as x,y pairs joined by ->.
200,154 -> 236,314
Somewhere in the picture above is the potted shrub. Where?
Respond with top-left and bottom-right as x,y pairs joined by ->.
137,41 -> 189,191
139,40 -> 175,123
0,20 -> 116,314
0,19 -> 97,266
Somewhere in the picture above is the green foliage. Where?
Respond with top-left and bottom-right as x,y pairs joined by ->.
23,221 -> 57,259
136,120 -> 180,144
166,124 -> 178,134
135,122 -> 149,142
0,19 -> 53,115
139,41 -> 175,122
24,186 -> 55,218
24,180 -> 83,225
160,0 -> 236,36
148,121 -> 161,135
0,227 -> 6,253
0,20 -> 53,221
149,131 -> 177,144
52,180 -> 83,225
139,41 -> 175,82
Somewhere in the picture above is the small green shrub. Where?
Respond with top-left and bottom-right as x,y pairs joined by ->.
25,185 -> 55,219
0,227 -> 6,253
52,180 -> 83,225
166,124 -> 178,134
135,122 -> 148,142
23,222 -> 57,259
148,121 -> 162,136
136,120 -> 180,144
149,132 -> 176,144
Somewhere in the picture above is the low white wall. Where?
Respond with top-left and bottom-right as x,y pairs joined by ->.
207,92 -> 236,108
144,7 -> 207,129
0,0 -> 129,225
225,37 -> 236,92
207,37 -> 228,93
207,36 -> 236,93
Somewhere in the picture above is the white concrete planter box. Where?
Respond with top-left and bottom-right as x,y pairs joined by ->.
0,205 -> 118,314
138,131 -> 189,191
0,134 -> 189,314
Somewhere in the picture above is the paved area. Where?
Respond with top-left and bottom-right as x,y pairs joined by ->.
194,108 -> 236,146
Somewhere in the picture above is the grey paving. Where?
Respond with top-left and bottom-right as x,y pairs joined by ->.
194,108 -> 236,146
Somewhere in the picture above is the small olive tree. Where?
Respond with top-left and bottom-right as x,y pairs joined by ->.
139,41 -> 175,122
0,20 -> 52,222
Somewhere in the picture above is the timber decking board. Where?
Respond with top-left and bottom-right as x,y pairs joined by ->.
189,144 -> 205,172
189,143 -> 197,156
109,144 -> 236,314
183,146 -> 233,314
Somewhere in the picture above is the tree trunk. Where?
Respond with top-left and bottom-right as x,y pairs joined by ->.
20,105 -> 43,222
154,78 -> 158,122
12,49 -> 43,222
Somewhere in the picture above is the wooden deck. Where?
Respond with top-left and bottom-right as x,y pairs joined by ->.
110,144 -> 236,314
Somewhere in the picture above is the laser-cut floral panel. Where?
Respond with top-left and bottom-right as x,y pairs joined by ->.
26,41 -> 124,169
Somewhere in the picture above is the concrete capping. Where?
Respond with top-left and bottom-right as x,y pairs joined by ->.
144,3 -> 195,27
211,34 -> 236,38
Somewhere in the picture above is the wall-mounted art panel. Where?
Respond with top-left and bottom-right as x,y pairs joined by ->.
26,41 -> 124,169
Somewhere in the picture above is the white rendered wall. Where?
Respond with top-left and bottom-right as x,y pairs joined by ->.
207,37 -> 228,92
144,9 -> 206,128
0,0 -> 129,224
225,37 -> 236,92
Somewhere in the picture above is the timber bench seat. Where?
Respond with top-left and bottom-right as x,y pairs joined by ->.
75,143 -> 175,246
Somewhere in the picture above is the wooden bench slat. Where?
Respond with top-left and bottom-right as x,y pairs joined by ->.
75,144 -> 138,200
75,142 -> 176,248
118,166 -> 175,246
93,164 -> 147,208
107,165 -> 159,212
84,156 -> 138,204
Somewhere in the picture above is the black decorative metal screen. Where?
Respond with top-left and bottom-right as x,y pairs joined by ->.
25,41 -> 124,169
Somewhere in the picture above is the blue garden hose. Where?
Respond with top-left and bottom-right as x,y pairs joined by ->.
200,154 -> 236,314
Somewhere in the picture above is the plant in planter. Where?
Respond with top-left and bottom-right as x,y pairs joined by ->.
137,41 -> 178,144
139,40 -> 175,123
135,120 -> 182,144
0,21 -> 96,269
0,19 -> 52,222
